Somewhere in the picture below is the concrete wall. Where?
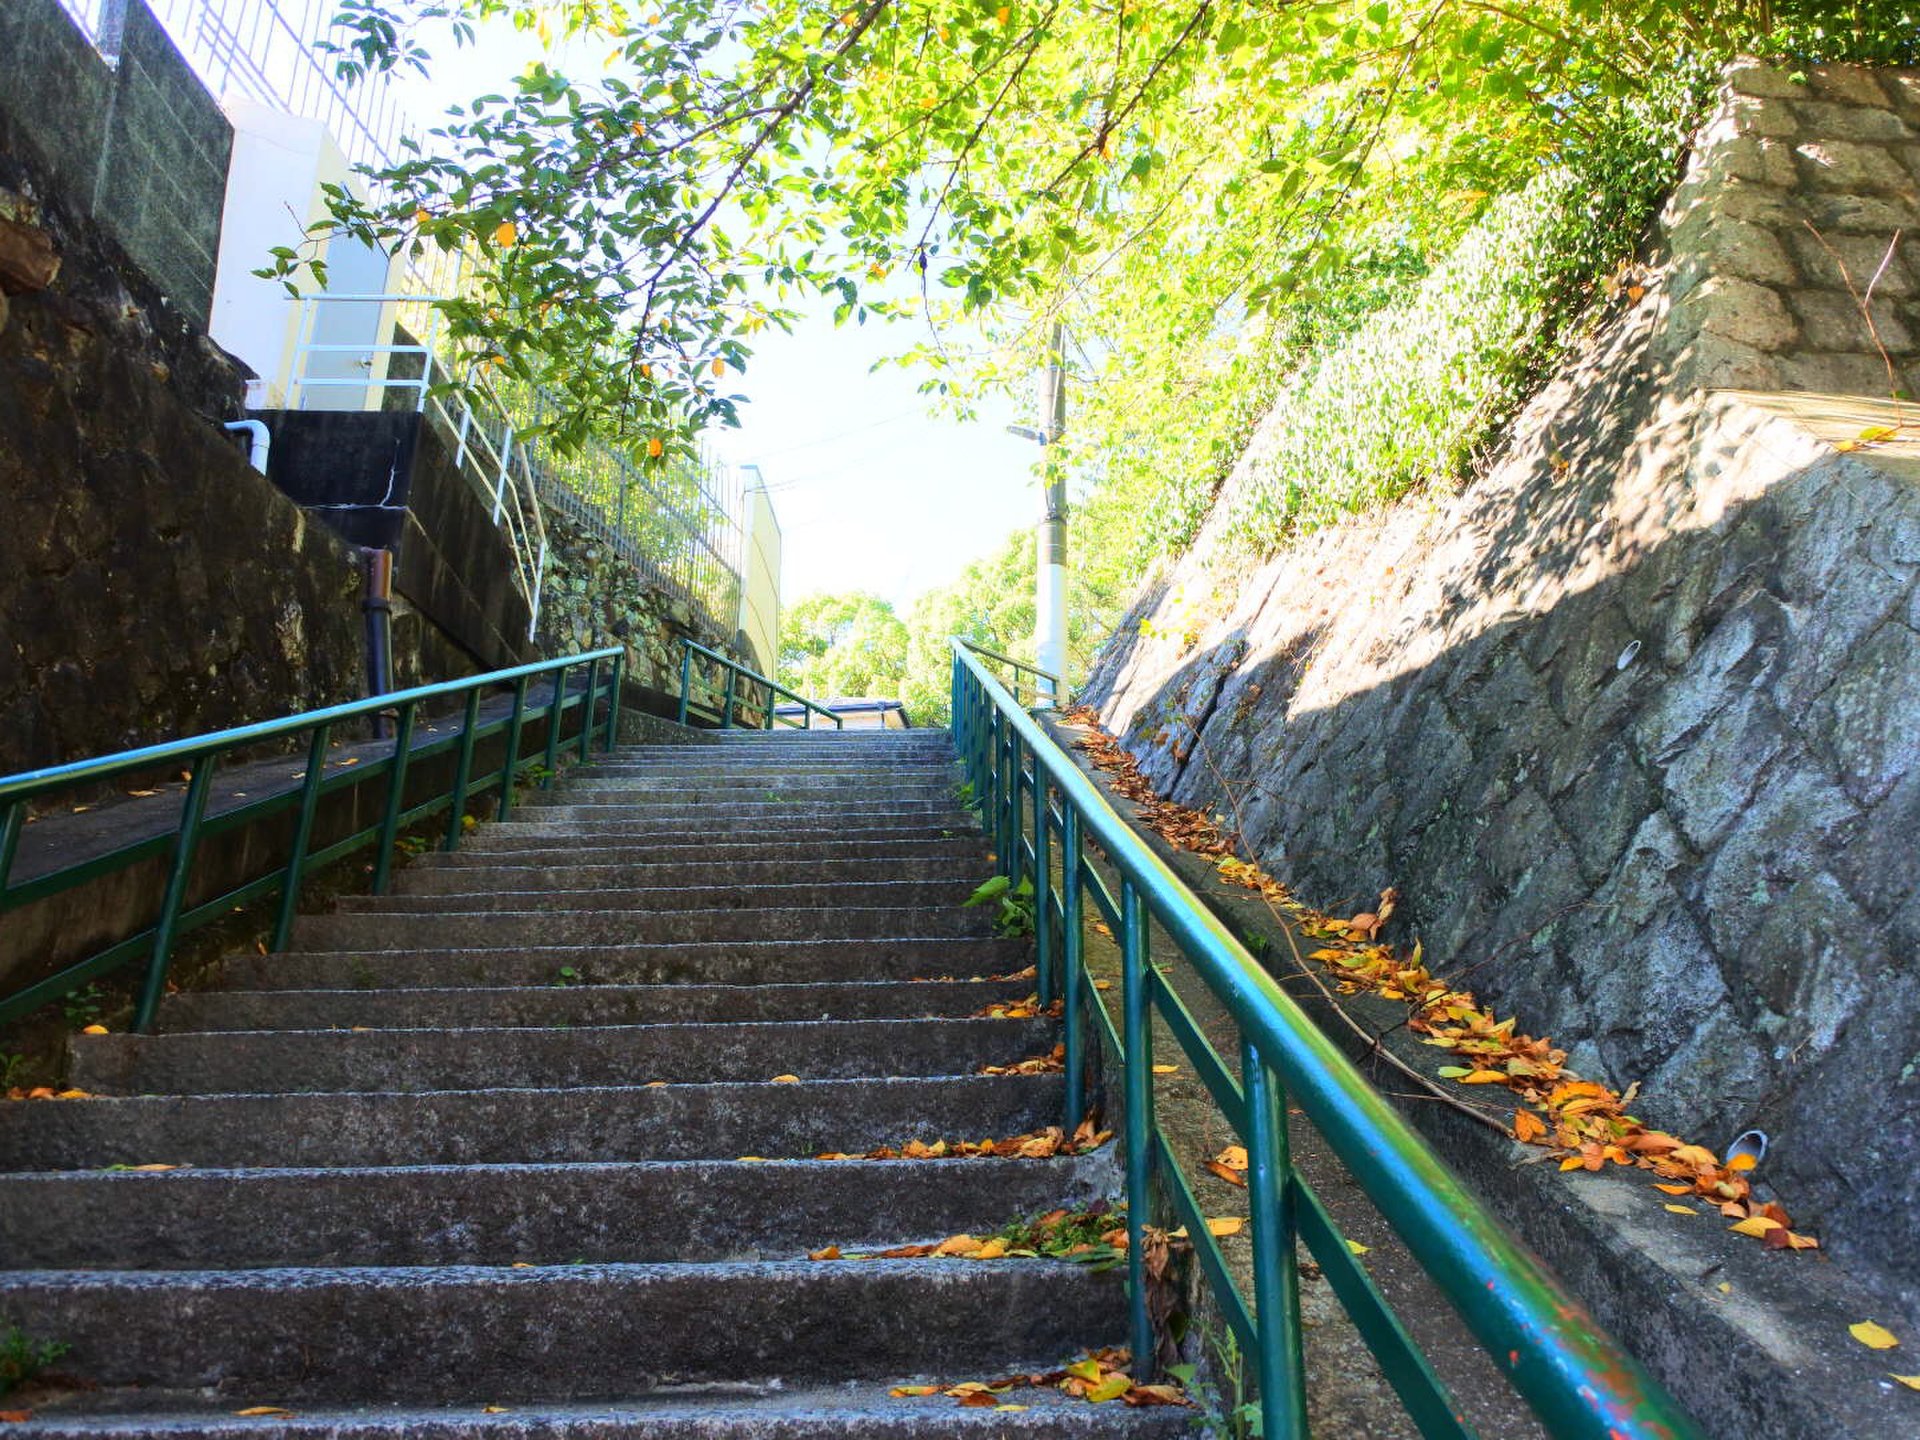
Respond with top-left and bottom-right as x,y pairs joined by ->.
0,0 -> 232,328
1081,62 -> 1920,1326
738,479 -> 783,673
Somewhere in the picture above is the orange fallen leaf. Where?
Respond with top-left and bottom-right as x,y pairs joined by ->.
808,1245 -> 842,1261
1512,1109 -> 1546,1143
0,1412 -> 31,1424
81,1024 -> 109,1035
1205,1160 -> 1248,1187
771,1074 -> 800,1084
234,1408 -> 296,1418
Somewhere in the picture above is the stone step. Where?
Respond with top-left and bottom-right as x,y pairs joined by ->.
290,906 -> 998,952
70,1017 -> 1059,1095
217,937 -> 1033,991
449,831 -> 986,860
567,769 -> 960,788
0,1074 -> 1067,1170
537,777 -> 961,798
479,818 -> 981,843
0,1259 -> 1124,1403
5,1385 -> 1188,1437
159,978 -> 1034,1032
1,1154 -> 1108,1269
393,855 -> 976,895
336,880 -> 984,915
509,802 -> 974,826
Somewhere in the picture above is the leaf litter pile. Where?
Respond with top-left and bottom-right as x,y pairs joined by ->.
1060,707 -> 1819,1254
890,1348 -> 1186,1411
811,1116 -> 1111,1163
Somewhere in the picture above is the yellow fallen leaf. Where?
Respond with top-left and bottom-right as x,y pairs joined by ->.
1729,1216 -> 1781,1238
128,1163 -> 175,1172
81,1024 -> 108,1035
1346,1238 -> 1369,1256
771,1074 -> 800,1084
510,1262 -> 534,1269
993,1404 -> 1029,1412
1890,1374 -> 1920,1391
1151,1064 -> 1179,1075
1065,1359 -> 1102,1384
1663,1204 -> 1697,1216
972,1237 -> 1009,1259
935,1233 -> 983,1257
234,1408 -> 296,1418
737,1156 -> 768,1163
1086,1374 -> 1132,1403
1460,1070 -> 1507,1084
1852,1321 -> 1901,1350
482,1406 -> 509,1414
1205,1216 -> 1245,1238
1716,1282 -> 1732,1294
645,1080 -> 668,1087
1859,424 -> 1899,443
891,1385 -> 939,1396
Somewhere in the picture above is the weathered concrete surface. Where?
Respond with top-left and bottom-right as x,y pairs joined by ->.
0,1260 -> 1126,1402
1081,61 -> 1920,1337
291,904 -> 999,951
220,937 -> 1033,990
7,1384 -> 1186,1437
332,879 -> 984,915
0,1075 -> 1066,1171
71,1017 -> 1059,1094
159,977 -> 1034,1032
394,855 -> 984,894
1,1155 -> 1113,1268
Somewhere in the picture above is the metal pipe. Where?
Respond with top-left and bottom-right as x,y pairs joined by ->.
361,549 -> 395,740
222,420 -> 271,473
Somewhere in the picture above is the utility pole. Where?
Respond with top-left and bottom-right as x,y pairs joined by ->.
1007,322 -> 1067,708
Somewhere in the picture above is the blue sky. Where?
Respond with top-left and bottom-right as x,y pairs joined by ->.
397,23 -> 1047,613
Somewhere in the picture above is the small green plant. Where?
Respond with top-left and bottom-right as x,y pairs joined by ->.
989,1203 -> 1127,1273
0,1052 -> 28,1089
1174,1326 -> 1260,1439
963,874 -> 1036,938
954,780 -> 977,808
60,982 -> 107,1030
392,834 -> 428,859
552,965 -> 582,988
522,763 -> 555,787
0,1325 -> 68,1397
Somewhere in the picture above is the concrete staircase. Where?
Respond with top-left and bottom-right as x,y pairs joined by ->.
0,729 -> 1180,1436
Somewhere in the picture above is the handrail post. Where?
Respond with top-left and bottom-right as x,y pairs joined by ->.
1061,806 -> 1085,1127
542,663 -> 570,783
576,658 -> 600,762
604,650 -> 625,752
721,665 -> 737,730
677,643 -> 692,727
1244,1038 -> 1308,1439
0,799 -> 23,911
1033,772 -> 1054,1007
444,689 -> 483,851
272,725 -> 333,951
133,757 -> 218,1032
497,674 -> 530,820
1120,877 -> 1155,1373
371,701 -> 418,894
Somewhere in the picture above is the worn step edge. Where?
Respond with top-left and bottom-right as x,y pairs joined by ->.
0,1074 -> 1068,1170
159,978 -> 1036,1031
217,938 -> 1033,991
392,860 -> 973,895
0,1154 -> 1112,1268
290,908 -> 999,949
70,1017 -> 1060,1095
335,880 -> 983,915
4,1383 -> 1190,1437
0,1259 -> 1125,1403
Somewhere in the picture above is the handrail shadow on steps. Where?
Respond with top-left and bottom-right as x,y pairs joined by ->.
0,646 -> 625,1032
948,635 -> 1704,1440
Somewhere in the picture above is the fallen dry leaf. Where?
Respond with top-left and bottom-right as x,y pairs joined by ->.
80,1024 -> 108,1035
891,1385 -> 940,1397
771,1074 -> 800,1084
1663,1204 -> 1697,1216
0,1412 -> 31,1424
1889,1375 -> 1920,1392
808,1245 -> 842,1261
234,1407 -> 296,1418
1852,1321 -> 1901,1351
1205,1217 -> 1245,1238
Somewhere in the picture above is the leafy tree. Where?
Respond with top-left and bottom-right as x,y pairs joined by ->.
779,591 -> 910,697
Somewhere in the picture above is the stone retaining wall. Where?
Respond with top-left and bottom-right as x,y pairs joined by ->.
1081,60 -> 1920,1328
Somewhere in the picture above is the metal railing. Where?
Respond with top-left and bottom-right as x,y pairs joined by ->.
286,292 -> 745,641
0,647 -> 624,1033
948,637 -> 1704,1440
676,640 -> 841,730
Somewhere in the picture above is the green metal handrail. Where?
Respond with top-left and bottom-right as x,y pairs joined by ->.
0,646 -> 624,1032
675,638 -> 842,730
957,642 -> 1060,708
949,637 -> 1704,1440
